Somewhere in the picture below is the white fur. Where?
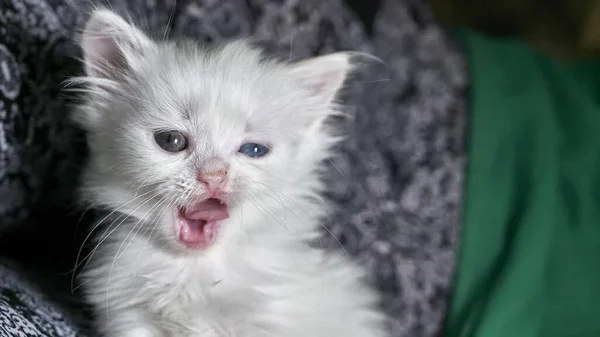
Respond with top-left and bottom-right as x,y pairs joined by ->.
73,9 -> 387,337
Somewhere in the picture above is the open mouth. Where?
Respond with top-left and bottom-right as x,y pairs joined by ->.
175,198 -> 230,250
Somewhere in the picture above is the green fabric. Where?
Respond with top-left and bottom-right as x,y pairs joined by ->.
445,30 -> 600,337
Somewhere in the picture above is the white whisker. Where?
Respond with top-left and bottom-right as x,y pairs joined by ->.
71,187 -> 163,291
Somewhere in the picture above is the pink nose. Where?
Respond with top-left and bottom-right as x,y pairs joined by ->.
197,173 -> 226,196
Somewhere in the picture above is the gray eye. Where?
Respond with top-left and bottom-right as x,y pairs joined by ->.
154,130 -> 188,153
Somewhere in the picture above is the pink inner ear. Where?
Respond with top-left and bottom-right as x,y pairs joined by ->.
303,70 -> 340,96
82,10 -> 150,79
291,54 -> 350,106
295,68 -> 347,106
84,35 -> 128,78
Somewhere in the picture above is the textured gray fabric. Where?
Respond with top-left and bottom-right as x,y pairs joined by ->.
0,0 -> 84,230
322,4 -> 467,337
0,0 -> 468,336
0,259 -> 82,337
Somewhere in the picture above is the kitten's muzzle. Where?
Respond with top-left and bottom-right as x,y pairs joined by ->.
182,198 -> 229,221
197,173 -> 226,198
174,198 -> 230,250
197,157 -> 229,198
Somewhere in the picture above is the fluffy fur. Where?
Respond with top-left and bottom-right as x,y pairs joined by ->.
73,9 -> 386,337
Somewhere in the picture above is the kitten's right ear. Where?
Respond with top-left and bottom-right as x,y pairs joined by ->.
81,9 -> 153,80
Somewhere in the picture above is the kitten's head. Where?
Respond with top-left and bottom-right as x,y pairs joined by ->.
73,9 -> 353,251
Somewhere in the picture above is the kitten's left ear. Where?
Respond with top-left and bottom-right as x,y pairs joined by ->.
290,53 -> 353,107
80,9 -> 154,81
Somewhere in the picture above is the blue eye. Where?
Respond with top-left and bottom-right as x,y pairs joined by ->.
238,143 -> 269,158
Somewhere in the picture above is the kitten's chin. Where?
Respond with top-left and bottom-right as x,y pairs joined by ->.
173,198 -> 229,250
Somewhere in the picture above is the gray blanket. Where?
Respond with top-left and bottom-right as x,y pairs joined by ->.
0,0 -> 467,336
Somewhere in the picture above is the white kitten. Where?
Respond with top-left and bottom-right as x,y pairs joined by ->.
72,9 -> 386,337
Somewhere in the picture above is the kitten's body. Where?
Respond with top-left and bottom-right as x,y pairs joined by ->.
85,209 -> 380,337
75,9 -> 385,337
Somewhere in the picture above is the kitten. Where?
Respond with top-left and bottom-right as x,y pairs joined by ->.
72,9 -> 386,337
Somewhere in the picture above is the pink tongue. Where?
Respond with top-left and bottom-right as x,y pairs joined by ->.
184,198 -> 229,221
178,219 -> 219,249
177,199 -> 230,249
